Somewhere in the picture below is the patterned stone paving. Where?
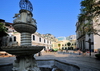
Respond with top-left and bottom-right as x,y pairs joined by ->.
0,52 -> 100,71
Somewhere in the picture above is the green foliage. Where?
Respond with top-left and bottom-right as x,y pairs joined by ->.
67,42 -> 71,47
78,0 -> 100,22
78,0 -> 100,36
58,44 -> 61,47
0,23 -> 8,37
80,0 -> 95,15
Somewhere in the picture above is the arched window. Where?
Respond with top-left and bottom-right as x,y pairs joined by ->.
44,39 -> 45,43
39,38 -> 41,42
14,36 -> 16,41
33,35 -> 35,40
9,37 -> 12,42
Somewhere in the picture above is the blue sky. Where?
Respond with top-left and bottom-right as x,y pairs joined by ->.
0,0 -> 81,37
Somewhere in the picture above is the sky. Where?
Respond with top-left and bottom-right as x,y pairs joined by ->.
0,0 -> 81,37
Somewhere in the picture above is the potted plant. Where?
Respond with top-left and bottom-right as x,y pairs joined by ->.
95,54 -> 100,59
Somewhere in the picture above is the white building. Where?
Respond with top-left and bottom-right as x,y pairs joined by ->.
13,32 -> 56,51
76,0 -> 100,52
0,19 -> 56,51
69,35 -> 76,40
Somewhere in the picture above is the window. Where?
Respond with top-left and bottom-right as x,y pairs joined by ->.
39,38 -> 41,42
50,41 -> 51,44
33,35 -> 35,40
47,41 -> 49,43
9,37 -> 12,42
14,36 -> 16,41
44,39 -> 45,43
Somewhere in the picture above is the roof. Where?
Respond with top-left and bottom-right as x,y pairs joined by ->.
5,22 -> 13,26
0,19 -> 5,22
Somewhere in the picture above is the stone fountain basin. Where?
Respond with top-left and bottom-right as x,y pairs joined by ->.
36,59 -> 80,71
0,59 -> 80,71
13,23 -> 37,34
1,46 -> 44,56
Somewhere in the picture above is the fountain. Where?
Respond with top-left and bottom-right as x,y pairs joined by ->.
1,0 -> 44,71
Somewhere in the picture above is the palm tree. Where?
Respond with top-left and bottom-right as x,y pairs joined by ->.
58,44 -> 61,49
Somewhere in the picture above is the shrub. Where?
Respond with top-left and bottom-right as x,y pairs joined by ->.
95,54 -> 100,59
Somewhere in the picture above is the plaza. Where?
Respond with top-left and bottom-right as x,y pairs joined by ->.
0,52 -> 100,71
0,0 -> 100,71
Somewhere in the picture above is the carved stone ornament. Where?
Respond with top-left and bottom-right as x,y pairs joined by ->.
12,55 -> 41,71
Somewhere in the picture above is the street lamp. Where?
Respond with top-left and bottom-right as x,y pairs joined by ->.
86,32 -> 94,56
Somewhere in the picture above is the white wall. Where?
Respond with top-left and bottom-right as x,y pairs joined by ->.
31,34 -> 52,49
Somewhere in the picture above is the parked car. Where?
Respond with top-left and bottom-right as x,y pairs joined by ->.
49,49 -> 54,52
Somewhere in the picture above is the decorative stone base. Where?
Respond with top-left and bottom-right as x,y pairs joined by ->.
1,46 -> 44,71
12,55 -> 40,71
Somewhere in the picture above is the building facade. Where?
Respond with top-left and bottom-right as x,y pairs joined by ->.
76,0 -> 100,52
52,35 -> 76,50
13,32 -> 56,51
76,22 -> 94,51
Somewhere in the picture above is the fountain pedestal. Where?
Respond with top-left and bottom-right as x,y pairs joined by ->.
13,55 -> 40,71
2,1 -> 44,70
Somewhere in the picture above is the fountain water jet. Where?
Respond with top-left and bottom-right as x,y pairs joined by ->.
2,0 -> 44,71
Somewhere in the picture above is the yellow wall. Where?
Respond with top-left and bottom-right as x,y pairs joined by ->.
52,40 -> 76,49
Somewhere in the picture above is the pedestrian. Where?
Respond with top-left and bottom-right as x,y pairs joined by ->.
38,52 -> 41,56
78,49 -> 81,55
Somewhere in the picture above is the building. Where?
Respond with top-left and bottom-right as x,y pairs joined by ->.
0,19 -> 57,51
31,33 -> 55,49
66,35 -> 76,40
76,0 -> 100,52
52,35 -> 76,50
13,32 -> 56,51
76,22 -> 94,51
0,19 -> 18,51
0,19 -> 77,51
57,37 -> 66,41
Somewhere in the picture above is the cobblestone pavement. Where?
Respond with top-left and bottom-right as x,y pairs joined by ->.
0,57 -> 16,65
35,52 -> 100,71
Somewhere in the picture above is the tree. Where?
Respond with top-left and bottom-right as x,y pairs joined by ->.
67,42 -> 71,50
67,42 -> 71,47
58,44 -> 61,49
0,23 -> 8,37
78,0 -> 100,56
0,23 -> 8,50
78,0 -> 100,36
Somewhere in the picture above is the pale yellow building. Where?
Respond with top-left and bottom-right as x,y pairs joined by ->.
52,36 -> 76,50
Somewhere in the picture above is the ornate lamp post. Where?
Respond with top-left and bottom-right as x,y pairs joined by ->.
2,0 -> 44,71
